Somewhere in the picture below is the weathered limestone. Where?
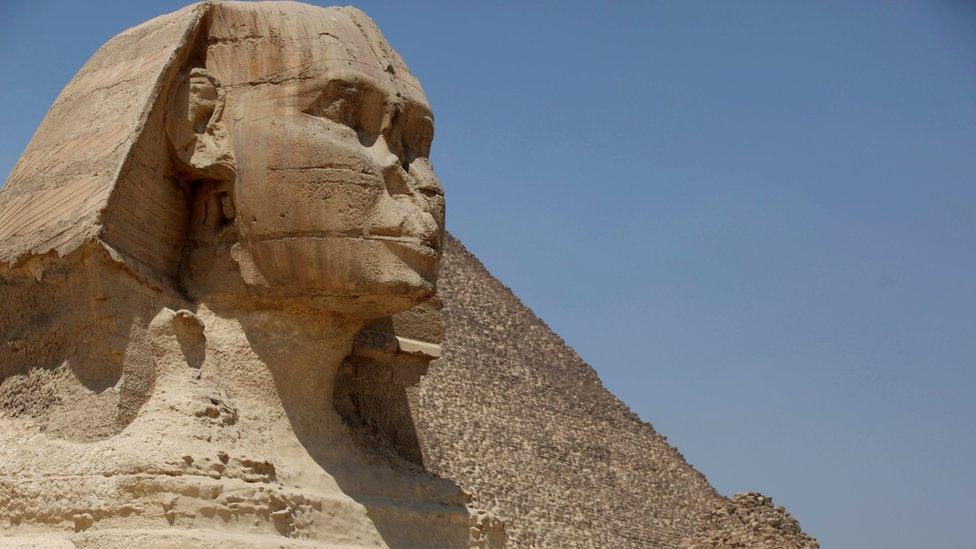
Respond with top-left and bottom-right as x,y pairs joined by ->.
679,493 -> 819,548
0,2 -> 500,547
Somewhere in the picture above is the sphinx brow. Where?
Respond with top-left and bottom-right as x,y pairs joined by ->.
221,57 -> 424,95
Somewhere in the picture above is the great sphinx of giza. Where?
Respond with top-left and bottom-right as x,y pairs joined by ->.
0,1 -> 503,546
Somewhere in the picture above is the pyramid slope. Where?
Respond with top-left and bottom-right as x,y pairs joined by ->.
410,234 -> 724,547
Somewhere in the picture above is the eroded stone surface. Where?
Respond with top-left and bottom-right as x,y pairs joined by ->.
679,492 -> 820,548
0,2 -> 494,547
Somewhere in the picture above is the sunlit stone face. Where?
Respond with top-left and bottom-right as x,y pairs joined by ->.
207,3 -> 445,311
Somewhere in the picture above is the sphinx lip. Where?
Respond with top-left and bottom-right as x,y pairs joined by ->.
365,234 -> 439,255
242,230 -> 439,252
369,235 -> 440,279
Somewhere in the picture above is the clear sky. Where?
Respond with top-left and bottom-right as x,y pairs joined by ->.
2,2 -> 974,547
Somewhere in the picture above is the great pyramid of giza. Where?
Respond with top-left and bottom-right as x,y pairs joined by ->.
403,235 -> 817,547
408,235 -> 722,546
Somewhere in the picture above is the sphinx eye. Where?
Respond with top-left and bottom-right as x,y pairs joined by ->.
306,80 -> 384,140
306,81 -> 366,128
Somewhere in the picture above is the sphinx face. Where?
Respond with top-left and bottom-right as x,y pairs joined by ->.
199,5 -> 445,313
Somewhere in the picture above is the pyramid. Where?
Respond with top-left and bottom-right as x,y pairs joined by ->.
405,234 -> 723,546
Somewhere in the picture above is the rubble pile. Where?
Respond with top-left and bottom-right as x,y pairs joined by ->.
679,492 -> 819,548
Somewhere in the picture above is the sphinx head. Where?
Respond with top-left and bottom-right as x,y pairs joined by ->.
159,2 -> 444,316
0,2 -> 444,317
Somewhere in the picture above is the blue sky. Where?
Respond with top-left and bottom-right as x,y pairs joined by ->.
2,2 -> 975,547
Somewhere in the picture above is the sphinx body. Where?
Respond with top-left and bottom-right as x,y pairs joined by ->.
0,2 -> 502,547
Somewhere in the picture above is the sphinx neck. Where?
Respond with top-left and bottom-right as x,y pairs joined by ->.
191,301 -> 364,438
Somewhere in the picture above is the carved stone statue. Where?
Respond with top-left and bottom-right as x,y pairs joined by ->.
0,2 -> 502,547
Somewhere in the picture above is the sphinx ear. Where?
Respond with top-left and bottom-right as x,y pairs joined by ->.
166,68 -> 235,181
